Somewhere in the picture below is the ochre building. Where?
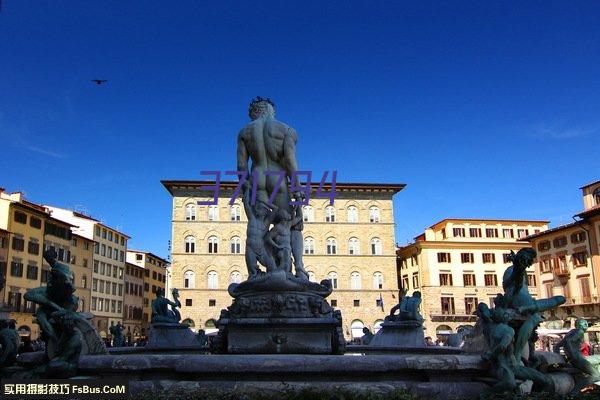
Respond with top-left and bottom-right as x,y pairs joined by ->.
397,218 -> 548,340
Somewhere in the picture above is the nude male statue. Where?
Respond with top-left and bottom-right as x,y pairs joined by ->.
237,97 -> 301,213
290,202 -> 309,280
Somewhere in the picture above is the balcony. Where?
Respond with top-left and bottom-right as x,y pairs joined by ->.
553,264 -> 570,277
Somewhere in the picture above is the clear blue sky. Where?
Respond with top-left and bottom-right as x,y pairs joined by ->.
1,1 -> 599,257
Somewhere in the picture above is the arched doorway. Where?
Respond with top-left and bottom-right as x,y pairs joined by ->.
436,325 -> 453,342
373,320 -> 384,334
350,320 -> 364,340
205,319 -> 218,334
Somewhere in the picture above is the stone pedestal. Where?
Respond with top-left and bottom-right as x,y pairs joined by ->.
213,271 -> 344,354
369,320 -> 425,348
147,323 -> 202,350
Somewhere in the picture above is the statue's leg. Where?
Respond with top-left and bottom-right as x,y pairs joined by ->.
515,366 -> 554,393
535,296 -> 566,312
258,249 -> 277,273
245,250 -> 259,277
515,313 -> 542,363
490,364 -> 517,393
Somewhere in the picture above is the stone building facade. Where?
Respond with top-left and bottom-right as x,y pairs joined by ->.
46,206 -> 129,338
123,261 -> 145,340
526,179 -> 600,335
0,228 -> 10,305
397,218 -> 548,340
126,250 -> 169,335
69,233 -> 94,313
0,191 -> 48,338
162,180 -> 404,340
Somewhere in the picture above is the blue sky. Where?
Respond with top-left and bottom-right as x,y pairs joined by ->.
1,1 -> 599,257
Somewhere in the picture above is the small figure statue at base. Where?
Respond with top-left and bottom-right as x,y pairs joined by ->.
554,318 -> 600,383
386,288 -> 424,324
151,288 -> 181,324
109,322 -> 125,347
23,249 -> 82,377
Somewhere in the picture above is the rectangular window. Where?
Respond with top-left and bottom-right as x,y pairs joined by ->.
526,274 -> 536,287
544,282 -> 553,298
453,228 -> 465,237
14,211 -> 27,224
441,297 -> 455,314
412,273 -> 419,288
41,267 -> 50,283
502,253 -> 511,263
572,251 -> 587,267
27,241 -> 40,255
330,299 -> 337,307
10,261 -> 23,277
469,228 -> 481,238
482,253 -> 496,263
30,216 -> 42,229
12,237 -> 25,252
460,253 -> 474,263
353,299 -> 360,307
463,273 -> 476,286
502,228 -> 514,239
208,299 -> 216,307
553,236 -> 568,248
538,241 -> 551,251
485,228 -> 498,238
464,297 -> 478,314
437,252 -> 451,263
484,273 -> 498,286
401,275 -> 409,289
517,229 -> 529,239
439,273 -> 453,286
186,299 -> 193,306
580,277 -> 592,303
26,264 -> 38,280
571,231 -> 586,244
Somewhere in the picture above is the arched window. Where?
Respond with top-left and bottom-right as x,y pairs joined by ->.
230,270 -> 242,284
308,271 -> 316,282
369,206 -> 380,223
230,204 -> 241,221
184,270 -> 195,288
350,272 -> 361,290
182,318 -> 195,327
184,235 -> 196,253
207,271 -> 218,289
373,272 -> 383,289
371,238 -> 382,255
328,271 -> 338,289
347,206 -> 358,223
208,205 -> 219,221
350,320 -> 364,339
348,237 -> 360,255
230,236 -> 241,254
594,187 -> 600,206
303,205 -> 314,222
304,237 -> 315,254
208,236 -> 219,254
374,320 -> 384,333
325,206 -> 336,222
326,237 -> 337,255
185,204 -> 196,221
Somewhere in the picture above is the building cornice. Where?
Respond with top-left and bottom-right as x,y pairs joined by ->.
397,240 -> 533,254
161,180 -> 406,196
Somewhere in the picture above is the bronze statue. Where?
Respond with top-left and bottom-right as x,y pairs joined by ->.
290,202 -> 308,280
554,318 -> 600,380
23,249 -> 82,377
151,288 -> 181,324
502,248 -> 565,363
386,288 -> 423,323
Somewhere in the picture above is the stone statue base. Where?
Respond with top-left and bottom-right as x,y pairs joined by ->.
213,272 -> 343,354
369,320 -> 425,348
147,323 -> 203,350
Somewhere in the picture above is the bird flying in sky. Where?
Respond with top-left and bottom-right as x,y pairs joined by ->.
91,79 -> 107,85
